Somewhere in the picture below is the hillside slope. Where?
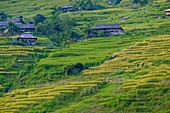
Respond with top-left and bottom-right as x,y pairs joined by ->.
0,35 -> 169,113
0,0 -> 110,18
50,35 -> 170,113
0,0 -> 170,113
18,1 -> 170,86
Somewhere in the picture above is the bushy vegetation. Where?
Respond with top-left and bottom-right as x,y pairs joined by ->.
72,0 -> 105,11
33,14 -> 46,24
35,14 -> 80,46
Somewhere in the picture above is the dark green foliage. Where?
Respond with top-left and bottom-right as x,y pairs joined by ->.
73,0 -> 105,11
114,0 -> 122,5
132,0 -> 149,6
64,63 -> 85,75
0,12 -> 7,21
110,70 -> 125,76
35,15 -> 80,46
33,14 -> 46,24
7,22 -> 20,35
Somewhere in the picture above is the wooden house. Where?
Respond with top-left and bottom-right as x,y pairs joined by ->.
121,16 -> 130,20
165,9 -> 170,16
93,24 -> 124,36
0,16 -> 35,32
108,0 -> 114,4
17,33 -> 37,45
16,24 -> 35,32
62,5 -> 73,12
0,22 -> 8,28
7,17 -> 25,24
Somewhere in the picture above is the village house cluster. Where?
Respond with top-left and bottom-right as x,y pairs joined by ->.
0,16 -> 37,45
0,5 -> 168,46
92,24 -> 125,36
0,16 -> 35,32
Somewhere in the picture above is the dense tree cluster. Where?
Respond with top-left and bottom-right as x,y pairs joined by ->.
35,15 -> 80,46
73,0 -> 105,11
33,14 -> 46,24
133,0 -> 149,5
0,12 -> 7,21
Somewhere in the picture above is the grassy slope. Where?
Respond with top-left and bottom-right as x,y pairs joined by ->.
0,35 -> 55,95
0,0 -> 170,113
53,35 -> 170,113
0,0 -> 110,18
20,1 -> 170,86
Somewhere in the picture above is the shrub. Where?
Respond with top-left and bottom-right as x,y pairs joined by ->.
64,63 -> 85,75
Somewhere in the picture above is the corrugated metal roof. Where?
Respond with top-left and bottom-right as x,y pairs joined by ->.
16,24 -> 35,29
7,18 -> 21,22
0,22 -> 8,26
94,24 -> 121,29
20,33 -> 36,38
62,5 -> 73,9
165,9 -> 170,12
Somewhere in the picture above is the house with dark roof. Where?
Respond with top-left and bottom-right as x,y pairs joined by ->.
121,16 -> 130,20
0,16 -> 35,32
7,17 -> 25,24
108,0 -> 114,4
92,24 -> 124,36
0,22 -> 8,28
16,24 -> 35,32
165,9 -> 170,16
16,33 -> 37,45
62,5 -> 73,12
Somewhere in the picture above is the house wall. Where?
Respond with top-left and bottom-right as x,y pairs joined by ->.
93,28 -> 124,35
62,8 -> 73,12
166,12 -> 170,16
20,28 -> 35,32
18,38 -> 36,45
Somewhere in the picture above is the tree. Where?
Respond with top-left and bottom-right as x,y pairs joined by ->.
6,22 -> 20,45
33,14 -> 46,24
72,0 -> 104,11
132,0 -> 148,5
35,15 -> 79,46
132,0 -> 139,4
0,12 -> 7,21
114,0 -> 122,5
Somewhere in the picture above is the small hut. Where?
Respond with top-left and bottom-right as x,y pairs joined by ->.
92,24 -> 124,36
17,33 -> 37,45
108,0 -> 114,4
7,17 -> 25,24
17,24 -> 35,32
165,9 -> 170,16
62,5 -> 73,12
0,22 -> 8,28
121,16 -> 130,20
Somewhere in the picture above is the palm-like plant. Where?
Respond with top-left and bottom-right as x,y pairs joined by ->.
6,22 -> 20,45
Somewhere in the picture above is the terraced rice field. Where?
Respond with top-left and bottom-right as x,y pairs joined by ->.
0,81 -> 101,113
83,35 -> 170,76
54,35 -> 170,112
0,36 -> 55,93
